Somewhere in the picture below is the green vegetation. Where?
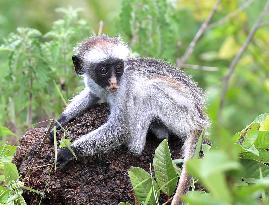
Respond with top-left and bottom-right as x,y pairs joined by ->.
0,127 -> 43,204
0,0 -> 269,204
125,114 -> 269,205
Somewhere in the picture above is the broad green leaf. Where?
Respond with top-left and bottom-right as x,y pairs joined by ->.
254,131 -> 269,149
0,145 -> 17,158
237,123 -> 260,139
128,167 -> 159,205
187,151 -> 240,202
260,116 -> 269,131
240,130 -> 258,148
188,161 -> 231,202
0,127 -> 15,137
199,151 -> 240,178
241,150 -> 269,163
182,191 -> 228,205
3,163 -> 19,183
153,139 -> 178,196
232,182 -> 269,205
253,113 -> 269,124
240,145 -> 259,156
240,159 -> 269,179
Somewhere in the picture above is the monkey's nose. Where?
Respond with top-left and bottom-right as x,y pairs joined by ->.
109,76 -> 118,86
110,81 -> 118,87
108,76 -> 119,92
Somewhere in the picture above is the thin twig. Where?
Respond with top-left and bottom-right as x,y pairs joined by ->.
218,0 -> 269,122
258,21 -> 269,28
180,64 -> 218,72
208,0 -> 255,29
176,0 -> 221,67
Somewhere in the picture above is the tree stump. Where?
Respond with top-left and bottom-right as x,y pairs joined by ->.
13,104 -> 183,205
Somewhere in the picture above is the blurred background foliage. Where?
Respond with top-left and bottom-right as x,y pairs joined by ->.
0,0 -> 268,142
1,0 -> 269,204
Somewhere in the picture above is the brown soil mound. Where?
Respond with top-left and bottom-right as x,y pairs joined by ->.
13,104 -> 183,205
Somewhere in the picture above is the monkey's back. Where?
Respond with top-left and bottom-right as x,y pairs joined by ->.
125,58 -> 205,110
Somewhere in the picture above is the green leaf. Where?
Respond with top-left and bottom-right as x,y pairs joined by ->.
241,150 -> 269,163
128,167 -> 159,205
0,186 -> 11,203
260,115 -> 269,131
199,151 -> 240,178
240,159 -> 269,179
0,145 -> 17,158
59,138 -> 72,148
254,131 -> 269,149
0,127 -> 15,137
233,181 -> 269,205
3,163 -> 19,183
182,191 -> 229,205
153,139 -> 178,196
253,113 -> 269,124
187,151 -> 240,202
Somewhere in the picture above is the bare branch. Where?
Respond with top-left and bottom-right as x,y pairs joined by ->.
258,21 -> 269,28
180,64 -> 218,72
176,0 -> 221,67
218,0 -> 269,122
208,0 -> 255,29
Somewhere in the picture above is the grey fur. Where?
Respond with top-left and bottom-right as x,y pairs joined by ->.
71,58 -> 209,156
55,36 -> 209,202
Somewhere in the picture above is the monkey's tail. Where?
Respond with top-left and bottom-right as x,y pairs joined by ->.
171,130 -> 200,205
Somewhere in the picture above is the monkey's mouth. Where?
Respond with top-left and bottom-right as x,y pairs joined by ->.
107,85 -> 119,93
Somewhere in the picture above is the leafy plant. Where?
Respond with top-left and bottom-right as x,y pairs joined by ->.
127,139 -> 178,205
183,113 -> 269,205
0,126 -> 43,205
59,134 -> 77,160
124,114 -> 269,205
0,7 -> 90,134
117,0 -> 182,63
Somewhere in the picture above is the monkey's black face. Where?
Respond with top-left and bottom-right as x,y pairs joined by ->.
92,58 -> 124,92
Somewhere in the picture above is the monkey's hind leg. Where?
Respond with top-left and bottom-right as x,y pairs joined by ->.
127,116 -> 152,155
171,130 -> 200,205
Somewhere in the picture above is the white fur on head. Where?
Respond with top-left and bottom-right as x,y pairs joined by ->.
83,42 -> 130,63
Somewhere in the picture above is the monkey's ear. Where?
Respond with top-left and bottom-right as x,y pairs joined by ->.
72,55 -> 84,75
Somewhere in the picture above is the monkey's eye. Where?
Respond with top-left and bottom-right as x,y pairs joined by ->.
115,64 -> 123,74
99,66 -> 108,76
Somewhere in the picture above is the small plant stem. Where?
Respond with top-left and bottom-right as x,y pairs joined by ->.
53,127 -> 57,171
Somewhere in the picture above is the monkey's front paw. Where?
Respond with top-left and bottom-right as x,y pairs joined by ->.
56,148 -> 75,169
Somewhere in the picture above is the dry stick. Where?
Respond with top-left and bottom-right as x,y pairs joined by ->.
176,0 -> 221,67
208,0 -> 255,29
218,0 -> 269,122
